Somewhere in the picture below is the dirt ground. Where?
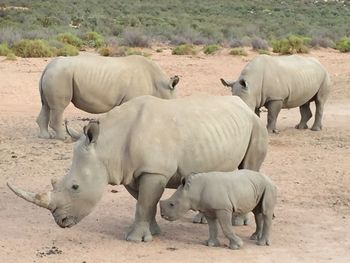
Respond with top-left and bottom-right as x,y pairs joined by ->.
0,48 -> 349,263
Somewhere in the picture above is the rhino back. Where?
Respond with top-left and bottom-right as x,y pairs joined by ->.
259,55 -> 328,108
189,170 -> 268,213
101,95 -> 259,184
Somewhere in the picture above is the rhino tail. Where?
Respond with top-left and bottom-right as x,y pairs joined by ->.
261,182 -> 277,217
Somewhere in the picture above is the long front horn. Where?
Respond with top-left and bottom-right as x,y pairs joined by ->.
7,182 -> 51,210
65,120 -> 82,141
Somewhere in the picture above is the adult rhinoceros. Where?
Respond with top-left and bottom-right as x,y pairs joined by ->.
221,54 -> 330,133
8,95 -> 268,242
36,55 -> 179,140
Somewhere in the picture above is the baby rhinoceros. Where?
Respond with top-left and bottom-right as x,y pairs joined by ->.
160,169 -> 277,250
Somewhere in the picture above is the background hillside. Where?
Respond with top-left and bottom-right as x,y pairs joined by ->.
1,0 -> 349,45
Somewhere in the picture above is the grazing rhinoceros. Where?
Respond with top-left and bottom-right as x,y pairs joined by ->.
8,95 -> 268,242
160,169 -> 277,249
36,55 -> 179,140
221,54 -> 331,133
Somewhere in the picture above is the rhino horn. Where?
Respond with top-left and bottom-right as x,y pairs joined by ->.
220,78 -> 235,87
7,182 -> 51,210
65,119 -> 82,141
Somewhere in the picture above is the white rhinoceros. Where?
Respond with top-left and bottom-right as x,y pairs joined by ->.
36,55 -> 179,140
8,95 -> 268,242
221,54 -> 331,133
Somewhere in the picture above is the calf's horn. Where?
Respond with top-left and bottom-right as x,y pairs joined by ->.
7,182 -> 51,210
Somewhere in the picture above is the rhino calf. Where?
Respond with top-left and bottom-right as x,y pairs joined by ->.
37,55 -> 179,140
160,169 -> 277,249
221,54 -> 331,133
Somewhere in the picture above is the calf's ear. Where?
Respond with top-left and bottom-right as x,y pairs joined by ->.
83,120 -> 100,144
239,78 -> 248,89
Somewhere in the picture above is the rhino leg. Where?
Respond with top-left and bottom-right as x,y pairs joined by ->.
216,210 -> 243,249
295,102 -> 312,129
49,109 -> 66,140
205,213 -> 220,247
36,104 -> 51,139
266,100 -> 283,134
250,212 -> 263,241
256,213 -> 273,246
311,95 -> 326,131
124,185 -> 160,235
192,212 -> 208,224
126,174 -> 166,242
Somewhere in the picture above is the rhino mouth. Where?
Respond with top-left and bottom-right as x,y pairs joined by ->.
53,210 -> 78,228
161,213 -> 176,221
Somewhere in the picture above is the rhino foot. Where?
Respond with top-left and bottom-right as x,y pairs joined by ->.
126,223 -> 153,242
311,125 -> 322,131
150,220 -> 161,235
206,238 -> 220,247
256,238 -> 270,246
295,123 -> 308,129
250,232 -> 262,241
228,237 -> 243,250
38,131 -> 52,139
192,213 -> 208,224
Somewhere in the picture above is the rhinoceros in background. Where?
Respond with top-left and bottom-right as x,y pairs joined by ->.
221,54 -> 331,133
8,94 -> 268,242
36,55 -> 179,140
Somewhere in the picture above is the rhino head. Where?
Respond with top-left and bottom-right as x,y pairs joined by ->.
220,78 -> 258,112
160,177 -> 192,221
7,121 -> 108,228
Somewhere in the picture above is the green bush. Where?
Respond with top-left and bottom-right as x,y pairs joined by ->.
56,33 -> 82,48
12,39 -> 54,57
335,37 -> 350,53
0,43 -> 12,56
6,53 -> 17,60
272,35 -> 309,54
257,49 -> 271,55
229,48 -> 248,56
99,46 -> 113,56
83,31 -> 104,48
56,44 -> 79,56
172,44 -> 197,55
99,45 -> 149,57
203,44 -> 220,55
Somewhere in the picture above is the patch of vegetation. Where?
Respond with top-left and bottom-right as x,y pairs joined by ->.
56,33 -> 82,49
229,48 -> 248,56
335,37 -> 350,53
6,52 -> 17,60
83,31 -> 104,48
172,44 -> 197,55
0,43 -> 12,56
272,35 -> 309,54
310,37 -> 335,49
99,45 -> 149,57
257,49 -> 271,55
12,39 -> 54,57
120,29 -> 150,48
251,37 -> 269,50
203,44 -> 220,55
56,44 -> 79,56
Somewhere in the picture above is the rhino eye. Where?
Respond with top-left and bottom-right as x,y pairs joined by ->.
72,184 -> 79,190
169,202 -> 175,207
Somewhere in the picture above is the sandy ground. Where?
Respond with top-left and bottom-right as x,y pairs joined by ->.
0,48 -> 349,263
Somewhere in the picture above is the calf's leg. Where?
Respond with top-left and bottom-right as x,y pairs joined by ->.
205,213 -> 220,247
216,210 -> 243,249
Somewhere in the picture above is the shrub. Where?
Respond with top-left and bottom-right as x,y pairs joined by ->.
172,44 -> 197,55
229,38 -> 244,48
99,45 -> 149,57
12,39 -> 54,57
56,33 -> 83,48
257,49 -> 271,55
83,31 -> 104,48
99,46 -> 113,56
251,37 -> 269,50
335,37 -> 350,53
0,27 -> 22,46
56,44 -> 79,56
0,43 -> 12,56
203,44 -> 220,55
120,29 -> 150,48
272,35 -> 309,54
6,53 -> 17,60
156,48 -> 163,53
229,48 -> 248,56
310,37 -> 335,48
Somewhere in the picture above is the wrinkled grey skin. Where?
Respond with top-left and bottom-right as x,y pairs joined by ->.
8,95 -> 268,242
221,54 -> 331,133
37,55 -> 179,140
160,170 -> 277,249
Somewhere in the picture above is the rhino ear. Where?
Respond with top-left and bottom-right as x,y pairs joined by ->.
169,75 -> 180,90
83,120 -> 100,144
239,78 -> 247,89
181,177 -> 186,187
220,78 -> 235,88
